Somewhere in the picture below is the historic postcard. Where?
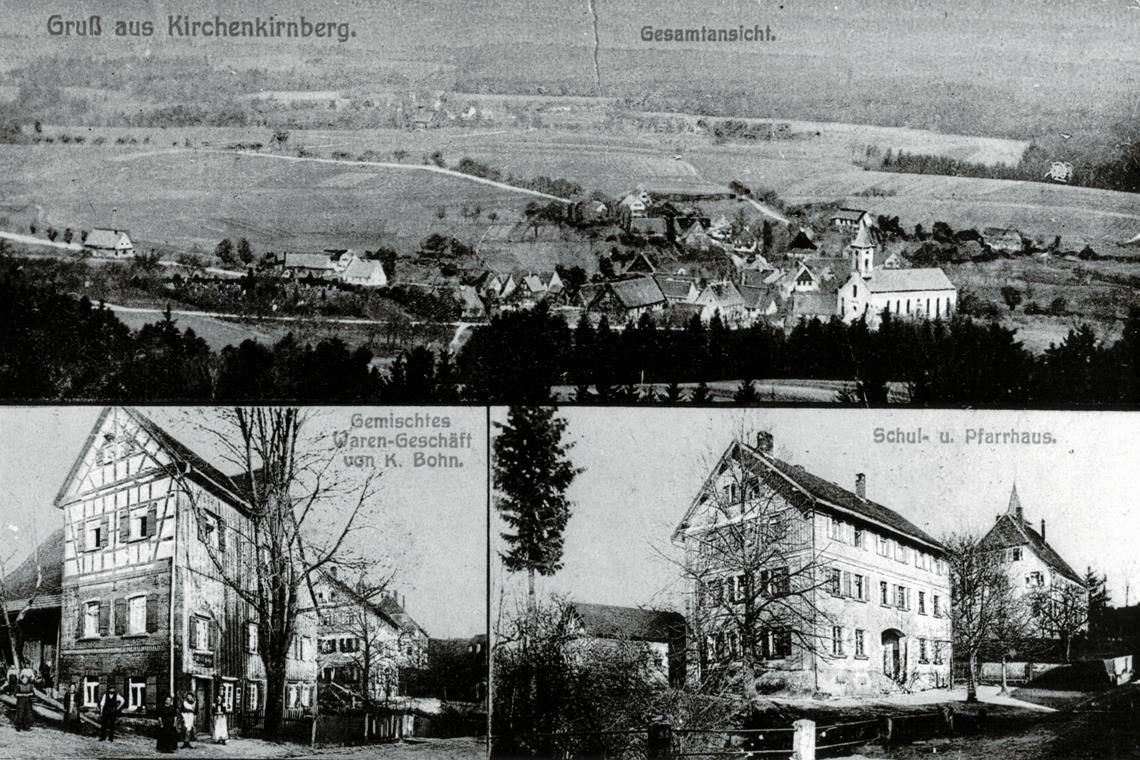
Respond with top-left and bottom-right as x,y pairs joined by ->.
0,0 -> 1136,404
0,406 -> 488,757
489,407 -> 1139,758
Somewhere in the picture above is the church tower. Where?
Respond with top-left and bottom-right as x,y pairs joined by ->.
848,217 -> 876,279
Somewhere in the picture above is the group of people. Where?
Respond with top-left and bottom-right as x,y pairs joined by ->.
8,674 -> 232,750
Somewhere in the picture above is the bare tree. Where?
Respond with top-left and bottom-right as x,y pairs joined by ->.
988,579 -> 1035,694
946,532 -> 1009,702
1028,583 -> 1089,662
671,439 -> 831,701
171,407 -> 380,736
0,522 -> 44,671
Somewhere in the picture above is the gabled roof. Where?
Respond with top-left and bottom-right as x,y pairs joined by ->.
85,228 -> 131,249
341,257 -> 385,281
675,440 -> 944,553
740,284 -> 780,311
568,601 -> 684,643
980,487 -> 1084,585
1,528 -> 64,611
54,408 -> 253,514
653,275 -> 698,300
319,573 -> 428,637
606,277 -> 666,310
788,292 -> 836,319
630,217 -> 668,236
865,268 -> 955,293
698,282 -> 744,309
831,208 -> 870,223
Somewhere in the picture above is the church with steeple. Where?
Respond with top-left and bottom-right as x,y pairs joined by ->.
979,484 -> 1087,637
836,217 -> 958,327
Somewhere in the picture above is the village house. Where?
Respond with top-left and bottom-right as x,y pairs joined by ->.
674,434 -> 952,696
979,486 -> 1087,638
0,528 -> 65,680
279,252 -> 338,279
456,285 -> 487,320
340,257 -> 388,288
785,292 -> 839,328
981,227 -> 1026,254
313,572 -> 428,706
84,228 -> 134,259
837,220 -> 956,326
830,208 -> 873,230
586,277 -> 667,320
739,284 -> 781,324
618,188 -> 650,222
694,281 -> 746,324
50,408 -> 318,725
565,602 -> 687,688
773,261 -> 821,298
653,274 -> 700,305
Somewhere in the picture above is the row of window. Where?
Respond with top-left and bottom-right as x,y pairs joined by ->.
79,595 -> 155,639
826,567 -> 944,617
77,676 -> 303,715
710,627 -> 793,662
701,567 -> 791,607
826,517 -> 945,574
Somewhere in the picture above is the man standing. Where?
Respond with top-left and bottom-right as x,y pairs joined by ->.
97,686 -> 125,741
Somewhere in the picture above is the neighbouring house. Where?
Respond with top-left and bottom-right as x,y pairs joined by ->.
84,228 -> 134,259
773,261 -> 821,298
707,215 -> 731,240
673,434 -> 952,697
618,188 -> 651,225
873,248 -> 909,270
785,291 -> 838,327
280,252 -> 337,279
739,284 -> 781,324
0,528 -> 64,677
789,229 -> 818,253
340,257 -> 388,288
620,251 -> 659,276
52,408 -> 318,725
830,208 -> 872,230
653,274 -> 700,304
587,277 -> 668,319
628,216 -> 669,239
313,572 -> 428,706
979,485 -> 1087,639
837,220 -> 956,326
456,286 -> 487,320
694,281 -> 746,324
982,227 -> 1026,254
565,602 -> 686,688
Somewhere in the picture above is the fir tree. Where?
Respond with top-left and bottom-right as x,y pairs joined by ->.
493,407 -> 582,607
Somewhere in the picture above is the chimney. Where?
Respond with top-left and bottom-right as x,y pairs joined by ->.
855,473 -> 866,500
755,431 -> 773,454
1040,520 -> 1046,542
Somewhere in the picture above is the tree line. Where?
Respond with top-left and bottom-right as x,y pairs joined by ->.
2,269 -> 1138,404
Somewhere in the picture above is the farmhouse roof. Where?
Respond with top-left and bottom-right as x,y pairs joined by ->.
567,602 -> 685,644
787,292 -> 836,319
675,440 -> 945,553
282,252 -> 335,270
629,217 -> 668,237
789,230 -> 817,250
982,227 -> 1023,239
85,228 -> 130,249
700,282 -> 745,309
831,208 -> 870,223
740,284 -> 780,311
341,257 -> 385,281
320,573 -> 428,637
653,275 -> 697,301
865,268 -> 955,293
457,286 -> 486,314
0,528 -> 64,612
608,277 -> 666,309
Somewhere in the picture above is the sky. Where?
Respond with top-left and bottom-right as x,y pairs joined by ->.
0,406 -> 488,639
492,408 -> 1140,616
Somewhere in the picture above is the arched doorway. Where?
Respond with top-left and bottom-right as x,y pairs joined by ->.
881,629 -> 905,682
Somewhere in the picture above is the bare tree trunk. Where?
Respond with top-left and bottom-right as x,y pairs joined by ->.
527,569 -> 536,612
966,651 -> 979,703
999,655 -> 1008,695
263,660 -> 286,737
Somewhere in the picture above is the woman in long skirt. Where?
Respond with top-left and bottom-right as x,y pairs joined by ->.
179,692 -> 197,749
13,674 -> 35,731
156,696 -> 180,753
211,695 -> 229,745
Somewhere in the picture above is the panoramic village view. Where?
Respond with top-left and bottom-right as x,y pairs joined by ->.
0,406 -> 488,758
1,0 -> 1139,403
490,408 -> 1140,759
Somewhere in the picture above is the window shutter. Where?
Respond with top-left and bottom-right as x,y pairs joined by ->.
208,620 -> 218,651
118,510 -> 130,543
114,598 -> 127,635
146,595 -> 159,634
843,572 -> 852,598
98,601 -> 110,636
146,503 -> 158,538
99,515 -> 110,548
145,675 -> 157,713
77,522 -> 87,553
76,602 -> 85,640
189,617 -> 198,649
217,517 -> 227,552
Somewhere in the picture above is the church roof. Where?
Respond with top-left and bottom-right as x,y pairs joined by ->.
865,268 -> 954,293
851,221 -> 876,249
